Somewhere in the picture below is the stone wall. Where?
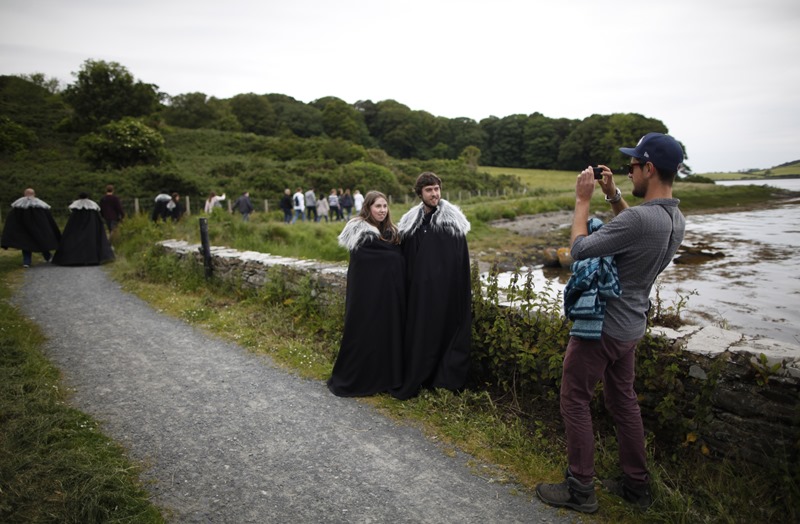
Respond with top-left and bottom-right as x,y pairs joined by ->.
158,239 -> 799,467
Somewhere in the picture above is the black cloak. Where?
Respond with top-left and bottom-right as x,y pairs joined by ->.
391,199 -> 472,400
152,193 -> 172,222
327,218 -> 405,397
52,199 -> 114,266
1,197 -> 61,252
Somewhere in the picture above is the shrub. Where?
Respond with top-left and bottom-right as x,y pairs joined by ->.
78,117 -> 166,170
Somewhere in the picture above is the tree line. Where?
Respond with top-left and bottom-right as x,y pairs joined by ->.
1,59 -> 689,174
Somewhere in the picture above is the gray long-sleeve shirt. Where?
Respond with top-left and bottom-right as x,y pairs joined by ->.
571,199 -> 685,341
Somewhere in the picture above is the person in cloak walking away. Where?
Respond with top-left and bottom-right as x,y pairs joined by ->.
327,191 -> 405,397
233,191 -> 254,221
279,188 -> 293,224
99,184 -> 124,233
1,187 -> 60,268
52,192 -> 115,266
391,172 -> 472,400
536,133 -> 686,514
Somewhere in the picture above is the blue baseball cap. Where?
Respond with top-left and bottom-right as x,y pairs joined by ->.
619,133 -> 683,172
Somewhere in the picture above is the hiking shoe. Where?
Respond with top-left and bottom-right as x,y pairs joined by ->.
602,476 -> 653,510
536,474 -> 598,513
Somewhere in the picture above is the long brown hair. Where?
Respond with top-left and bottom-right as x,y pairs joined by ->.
359,191 -> 399,244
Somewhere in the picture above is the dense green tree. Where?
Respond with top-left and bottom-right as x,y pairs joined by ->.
18,73 -> 61,94
319,98 -> 372,146
77,117 -> 166,170
370,100 -> 416,158
521,113 -> 559,169
337,160 -> 403,197
62,60 -> 162,131
447,117 -> 486,159
0,116 -> 37,153
229,93 -> 277,135
266,94 -> 324,137
0,75 -> 70,135
601,113 -> 669,168
163,92 -> 226,129
557,114 -> 612,170
413,111 -> 448,160
459,145 -> 481,172
486,114 -> 528,168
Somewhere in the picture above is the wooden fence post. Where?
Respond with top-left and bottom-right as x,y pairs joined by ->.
199,218 -> 213,279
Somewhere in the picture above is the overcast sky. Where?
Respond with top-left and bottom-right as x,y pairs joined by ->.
2,0 -> 798,173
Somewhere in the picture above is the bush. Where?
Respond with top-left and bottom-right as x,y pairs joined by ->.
0,116 -> 37,154
78,117 -> 166,170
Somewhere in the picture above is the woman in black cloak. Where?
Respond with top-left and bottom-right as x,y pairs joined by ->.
52,193 -> 115,266
327,191 -> 406,397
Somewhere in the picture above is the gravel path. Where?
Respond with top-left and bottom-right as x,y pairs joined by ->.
13,264 -> 575,523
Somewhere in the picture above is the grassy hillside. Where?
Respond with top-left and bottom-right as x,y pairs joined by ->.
696,160 -> 800,180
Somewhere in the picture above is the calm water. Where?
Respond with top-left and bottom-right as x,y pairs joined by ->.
490,178 -> 800,345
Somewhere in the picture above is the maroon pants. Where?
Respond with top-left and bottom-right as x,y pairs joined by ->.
560,333 -> 648,484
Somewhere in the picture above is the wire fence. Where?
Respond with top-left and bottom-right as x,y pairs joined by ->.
1,187 -> 533,223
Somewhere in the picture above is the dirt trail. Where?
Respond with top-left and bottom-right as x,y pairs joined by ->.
13,264 -> 574,523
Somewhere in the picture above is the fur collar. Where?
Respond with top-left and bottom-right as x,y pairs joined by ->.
338,218 -> 380,252
11,196 -> 51,209
69,198 -> 100,211
397,199 -> 470,239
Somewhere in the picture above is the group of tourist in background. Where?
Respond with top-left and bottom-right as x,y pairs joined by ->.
280,187 -> 364,224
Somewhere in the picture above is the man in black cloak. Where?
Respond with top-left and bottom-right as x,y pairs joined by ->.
392,172 -> 472,400
1,188 -> 61,267
52,193 -> 115,266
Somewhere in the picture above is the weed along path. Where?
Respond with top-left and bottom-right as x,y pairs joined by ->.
13,264 -> 575,524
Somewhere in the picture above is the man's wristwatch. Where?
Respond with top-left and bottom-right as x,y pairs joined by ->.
605,188 -> 622,204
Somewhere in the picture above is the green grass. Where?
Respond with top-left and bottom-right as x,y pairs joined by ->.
0,250 -> 165,524
690,160 -> 800,179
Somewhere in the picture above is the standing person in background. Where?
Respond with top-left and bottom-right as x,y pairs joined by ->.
536,133 -> 686,514
152,189 -> 172,222
233,191 -> 255,222
316,193 -> 330,222
204,191 -> 226,214
328,191 -> 405,397
305,187 -> 317,222
52,192 -> 114,266
1,187 -> 60,268
328,188 -> 341,222
391,172 -> 472,400
353,189 -> 364,214
340,189 -> 354,220
280,189 -> 293,224
168,193 -> 185,222
291,187 -> 305,224
99,184 -> 124,233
